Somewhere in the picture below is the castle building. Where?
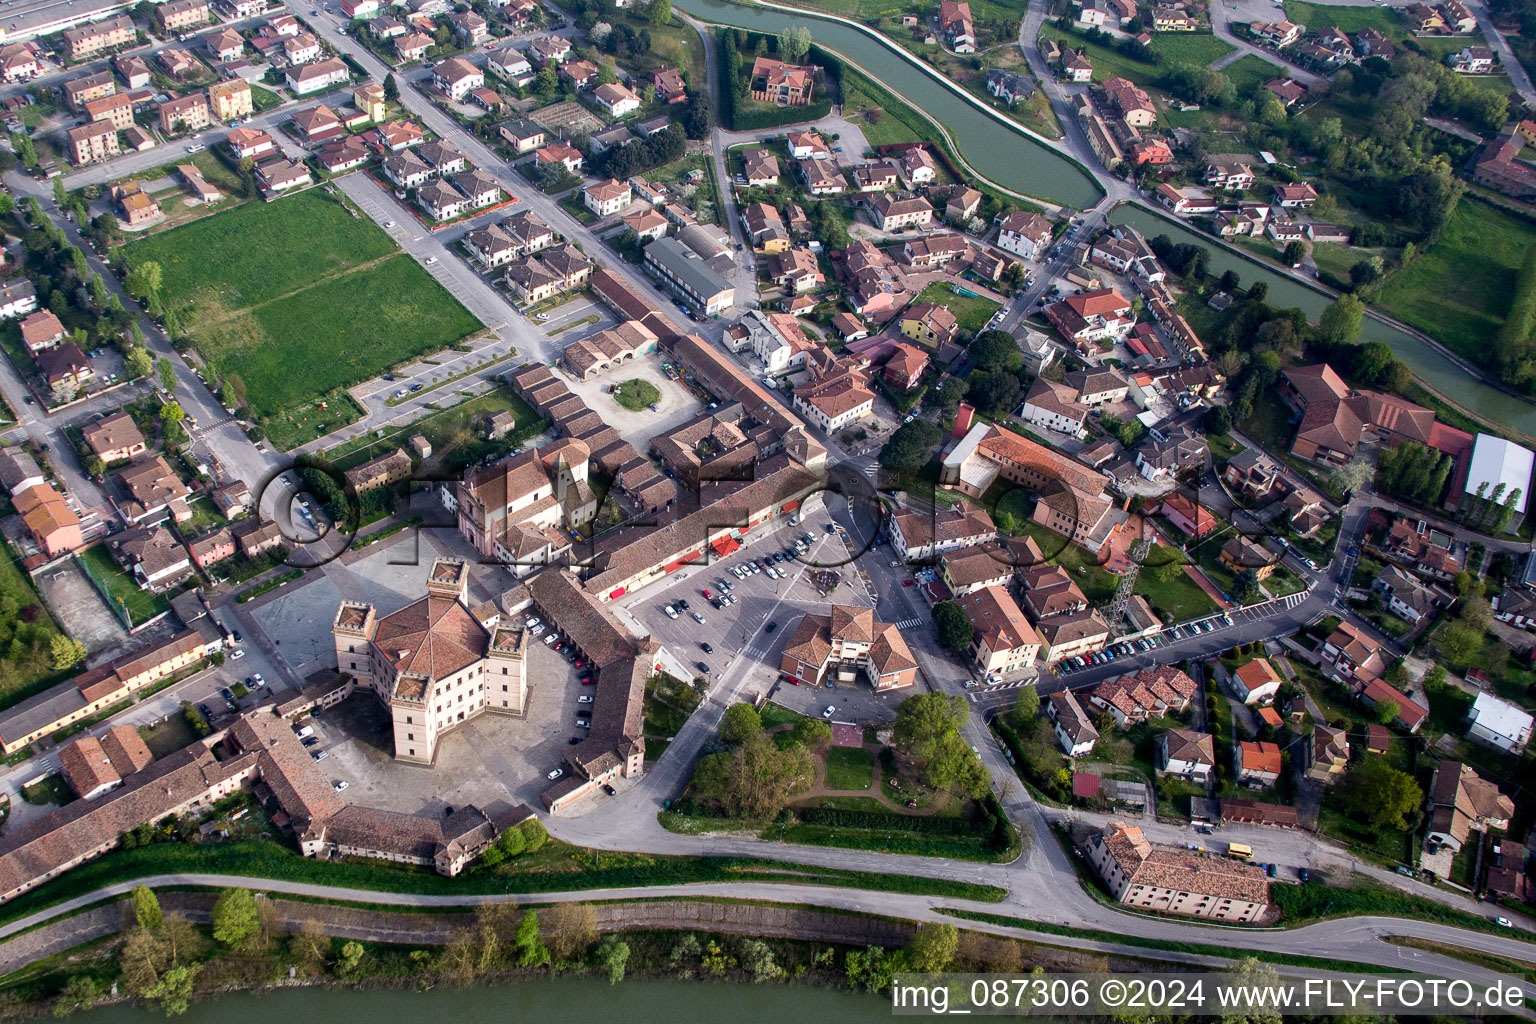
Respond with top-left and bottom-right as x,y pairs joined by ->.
332,558 -> 527,765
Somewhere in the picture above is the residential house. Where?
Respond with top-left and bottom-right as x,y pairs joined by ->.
793,365 -> 876,431
287,57 -> 349,95
996,210 -> 1053,259
14,483 -> 83,557
434,57 -> 483,101
1231,658 -> 1282,705
865,192 -> 933,231
653,66 -> 687,104
227,127 -> 275,160
1205,157 -> 1255,190
593,82 -> 640,117
749,56 -> 816,105
1086,822 -> 1269,921
1047,690 -> 1099,756
766,248 -> 823,295
1236,740 -> 1282,786
66,120 -> 120,165
1156,727 -> 1214,783
883,341 -> 928,391
1426,761 -> 1513,853
939,0 -> 976,51
0,280 -> 37,321
583,179 -> 632,217
1450,45 -> 1495,73
956,585 -> 1040,677
1466,692 -> 1532,755
83,412 -> 147,464
1044,288 -> 1134,345
19,310 -> 64,353
1373,564 -> 1436,623
898,302 -> 959,348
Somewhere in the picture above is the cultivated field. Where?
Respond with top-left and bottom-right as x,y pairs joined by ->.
125,191 -> 482,428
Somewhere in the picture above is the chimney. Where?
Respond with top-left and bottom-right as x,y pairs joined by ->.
952,402 -> 975,439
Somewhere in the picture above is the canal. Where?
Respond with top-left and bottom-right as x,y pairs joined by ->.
677,0 -> 1536,435
672,0 -> 1105,208
1110,205 -> 1536,438
75,977 -> 893,1024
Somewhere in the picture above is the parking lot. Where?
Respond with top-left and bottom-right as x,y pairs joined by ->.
540,296 -> 613,338
302,621 -> 616,812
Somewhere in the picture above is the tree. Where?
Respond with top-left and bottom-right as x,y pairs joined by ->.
1203,405 -> 1231,436
1221,958 -> 1283,1024
970,329 -> 1020,372
520,818 -> 548,852
788,717 -> 833,751
124,261 -> 162,305
144,963 -> 199,1017
927,377 -> 966,413
1281,240 -> 1306,266
596,935 -> 630,984
682,91 -> 714,139
157,357 -> 177,394
719,702 -> 762,744
1350,258 -> 1382,290
53,974 -> 101,1018
693,731 -> 815,819
893,693 -> 987,795
645,0 -> 671,22
1318,293 -> 1364,345
384,72 -> 399,101
1374,698 -> 1400,726
738,938 -> 783,982
778,24 -> 812,63
49,634 -> 85,670
1011,684 -> 1039,722
1233,569 -> 1262,604
513,909 -> 548,966
338,940 -> 364,975
535,65 -> 559,99
160,400 -> 185,425
541,903 -> 598,959
210,888 -> 259,949
905,922 -> 959,973
878,419 -> 942,472
1438,620 -> 1483,665
133,884 -> 163,930
932,601 -> 974,650
966,370 -> 1021,416
1338,759 -> 1421,830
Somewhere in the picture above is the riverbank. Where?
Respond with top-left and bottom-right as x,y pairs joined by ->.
3,888 -> 1129,1020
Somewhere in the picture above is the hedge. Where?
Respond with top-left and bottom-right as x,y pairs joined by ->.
717,28 -> 838,132
796,806 -> 988,836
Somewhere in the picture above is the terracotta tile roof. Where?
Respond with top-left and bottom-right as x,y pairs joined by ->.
372,595 -> 490,680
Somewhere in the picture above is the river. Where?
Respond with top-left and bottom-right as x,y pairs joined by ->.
74,977 -> 891,1023
672,0 -> 1103,208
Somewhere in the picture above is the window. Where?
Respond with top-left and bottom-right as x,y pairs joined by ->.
502,684 -> 508,691
408,732 -> 414,741
350,661 -> 357,670
406,716 -> 413,724
409,748 -> 415,756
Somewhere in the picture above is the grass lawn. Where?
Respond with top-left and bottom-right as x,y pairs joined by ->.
1133,569 -> 1220,622
612,377 -> 662,412
1374,198 -> 1536,370
821,745 -> 874,790
1207,431 -> 1244,464
1222,54 -> 1285,96
138,715 -> 198,759
1149,33 -> 1235,65
127,191 -> 481,432
843,81 -> 927,148
0,540 -> 65,704
19,773 -> 72,807
915,281 -> 1000,333
1282,1 -> 1403,36
76,545 -> 169,627
326,386 -> 542,474
759,701 -> 811,729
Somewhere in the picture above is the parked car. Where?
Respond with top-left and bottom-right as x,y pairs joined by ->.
664,604 -> 679,619
696,661 -> 710,673
700,642 -> 713,653
766,621 -> 777,633
691,611 -> 705,624
332,780 -> 347,791
822,705 -> 836,718
547,767 -> 564,780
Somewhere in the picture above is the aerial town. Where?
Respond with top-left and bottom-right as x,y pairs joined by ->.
0,0 -> 1526,1009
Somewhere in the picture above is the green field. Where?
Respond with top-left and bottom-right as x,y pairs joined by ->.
1222,54 -> 1285,95
126,192 -> 482,430
1148,33 -> 1236,66
821,746 -> 874,790
916,281 -> 1000,333
77,545 -> 169,626
1374,199 -> 1536,368
1282,1 -> 1403,36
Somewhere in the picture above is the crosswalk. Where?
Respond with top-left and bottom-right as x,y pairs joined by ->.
890,617 -> 923,629
741,644 -> 768,659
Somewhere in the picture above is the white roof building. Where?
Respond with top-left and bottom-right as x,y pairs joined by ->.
1468,692 -> 1533,755
1464,433 -> 1535,514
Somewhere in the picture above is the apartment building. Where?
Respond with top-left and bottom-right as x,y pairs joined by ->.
66,119 -> 120,164
643,236 -> 734,316
62,16 -> 136,60
1088,822 -> 1270,921
206,78 -> 252,121
779,605 -> 918,691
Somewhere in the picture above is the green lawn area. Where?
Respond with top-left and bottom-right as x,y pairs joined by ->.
326,386 -> 543,474
1374,199 -> 1536,369
1311,241 -> 1381,287
612,377 -> 662,412
1222,54 -> 1285,96
1149,33 -> 1236,66
759,701 -> 811,729
138,715 -> 197,759
126,191 -> 481,435
250,84 -> 284,111
915,281 -> 1000,333
843,81 -> 927,148
0,539 -> 66,705
76,545 -> 169,627
1282,1 -> 1403,36
19,773 -> 72,807
1133,568 -> 1220,622
821,745 -> 874,790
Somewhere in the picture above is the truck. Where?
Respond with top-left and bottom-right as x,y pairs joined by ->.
1226,841 -> 1253,861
